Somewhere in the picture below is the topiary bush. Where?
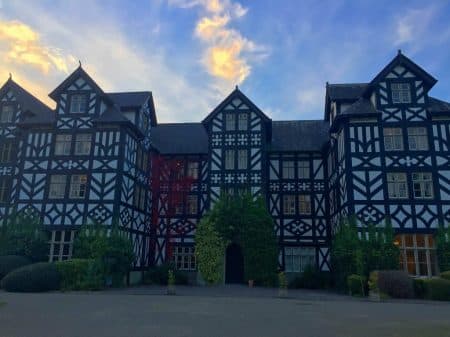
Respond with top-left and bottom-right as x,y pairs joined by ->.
413,278 -> 427,299
55,258 -> 104,290
0,255 -> 32,281
377,270 -> 414,298
423,278 -> 450,301
440,271 -> 450,281
1,262 -> 60,292
347,274 -> 366,296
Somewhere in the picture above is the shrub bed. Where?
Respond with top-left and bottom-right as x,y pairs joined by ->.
288,266 -> 331,289
0,255 -> 32,281
143,264 -> 189,285
56,259 -> 104,290
413,278 -> 427,299
376,270 -> 414,298
347,274 -> 366,296
1,262 -> 60,292
424,278 -> 450,301
440,271 -> 450,281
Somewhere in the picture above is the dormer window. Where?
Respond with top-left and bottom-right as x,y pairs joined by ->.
391,83 -> 411,104
70,94 -> 87,113
225,113 -> 235,131
0,105 -> 14,123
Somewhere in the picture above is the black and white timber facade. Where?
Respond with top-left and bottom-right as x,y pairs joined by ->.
1,51 -> 449,279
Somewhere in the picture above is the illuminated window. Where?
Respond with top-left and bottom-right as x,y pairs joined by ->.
284,247 -> 315,273
391,83 -> 411,104
384,128 -> 403,151
69,175 -> 87,199
387,173 -> 408,199
396,234 -> 437,277
172,246 -> 196,271
298,195 -> 311,215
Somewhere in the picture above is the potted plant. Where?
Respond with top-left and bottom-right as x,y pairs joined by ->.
167,270 -> 176,295
278,272 -> 288,298
368,271 -> 380,302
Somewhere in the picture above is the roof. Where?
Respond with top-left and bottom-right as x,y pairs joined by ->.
93,105 -> 129,123
107,91 -> 151,108
327,83 -> 369,101
269,120 -> 329,152
341,98 -> 379,116
428,97 -> 450,113
150,123 -> 208,154
0,78 -> 54,125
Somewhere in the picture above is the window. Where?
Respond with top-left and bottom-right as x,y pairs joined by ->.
70,94 -> 87,113
391,83 -> 411,104
69,175 -> 87,199
408,127 -> 428,151
225,113 -> 235,131
284,247 -> 316,273
283,195 -> 296,215
187,162 -> 199,179
225,150 -> 235,170
282,161 -> 295,179
395,234 -> 437,277
134,186 -> 146,210
298,161 -> 310,179
384,128 -> 403,151
298,195 -> 311,215
0,105 -> 14,123
412,173 -> 433,199
238,149 -> 247,169
49,230 -> 75,262
174,161 -> 184,180
49,175 -> 66,199
238,113 -> 248,130
139,187 -> 146,210
172,246 -> 196,271
55,134 -> 72,155
74,134 -> 91,155
0,178 -> 10,203
387,173 -> 408,199
174,200 -> 183,215
187,195 -> 198,215
0,141 -> 13,163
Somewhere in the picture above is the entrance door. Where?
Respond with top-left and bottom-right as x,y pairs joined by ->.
225,243 -> 244,284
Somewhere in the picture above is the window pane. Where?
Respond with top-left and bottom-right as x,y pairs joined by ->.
70,94 -> 87,113
238,113 -> 248,130
75,134 -> 92,155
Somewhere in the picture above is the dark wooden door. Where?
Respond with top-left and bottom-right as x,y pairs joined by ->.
225,243 -> 244,284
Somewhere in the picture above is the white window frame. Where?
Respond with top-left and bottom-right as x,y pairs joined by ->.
237,149 -> 247,169
282,161 -> 295,179
49,230 -> 75,262
283,195 -> 296,215
284,247 -> 316,273
0,105 -> 14,123
298,195 -> 311,215
69,175 -> 87,199
387,172 -> 408,199
225,150 -> 235,170
297,160 -> 310,179
55,134 -> 72,155
391,82 -> 411,104
70,94 -> 87,113
49,175 -> 66,199
225,113 -> 235,131
396,234 -> 437,277
172,246 -> 196,271
412,172 -> 433,199
384,128 -> 404,151
408,127 -> 428,151
238,113 -> 248,131
74,133 -> 92,155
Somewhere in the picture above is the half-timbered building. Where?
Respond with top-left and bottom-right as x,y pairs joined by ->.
1,51 -> 449,280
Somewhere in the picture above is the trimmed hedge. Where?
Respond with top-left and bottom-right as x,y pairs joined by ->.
377,270 -> 414,298
413,278 -> 427,299
423,278 -> 450,301
0,255 -> 32,281
55,259 -> 104,291
440,271 -> 450,281
347,274 -> 366,296
143,264 -> 189,285
1,262 -> 60,292
288,266 -> 332,289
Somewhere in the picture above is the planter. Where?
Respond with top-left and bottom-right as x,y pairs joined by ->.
369,290 -> 380,302
248,280 -> 254,288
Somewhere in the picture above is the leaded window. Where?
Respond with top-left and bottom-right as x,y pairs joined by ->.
69,175 -> 87,199
172,246 -> 196,271
49,175 -> 66,199
0,178 -> 10,203
298,195 -> 311,215
238,113 -> 248,130
395,234 -> 437,277
187,161 -> 199,179
238,149 -> 247,169
282,161 -> 295,179
225,113 -> 235,131
0,105 -> 14,123
412,172 -> 433,199
70,94 -> 87,113
0,141 -> 13,163
55,134 -> 72,155
408,127 -> 428,151
391,83 -> 411,104
283,195 -> 296,215
298,160 -> 310,179
384,128 -> 403,151
387,172 -> 408,199
225,150 -> 235,170
284,247 -> 316,273
187,195 -> 198,214
49,230 -> 75,262
74,134 -> 92,155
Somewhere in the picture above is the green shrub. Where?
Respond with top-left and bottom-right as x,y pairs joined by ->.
436,225 -> 450,272
440,271 -> 450,281
143,264 -> 189,285
413,278 -> 427,299
1,262 -> 60,292
424,278 -> 450,301
288,265 -> 332,289
278,272 -> 288,289
368,271 -> 379,292
0,255 -> 32,281
347,274 -> 366,296
55,259 -> 104,290
377,270 -> 414,298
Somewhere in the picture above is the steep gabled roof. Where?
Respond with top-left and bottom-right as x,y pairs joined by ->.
327,83 -> 369,101
150,123 -> 208,154
0,77 -> 54,125
94,106 -> 129,123
269,120 -> 329,152
107,91 -> 157,126
428,97 -> 450,113
202,87 -> 271,125
340,97 -> 379,116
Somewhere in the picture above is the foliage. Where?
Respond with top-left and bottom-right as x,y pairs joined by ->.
0,255 -> 32,281
143,263 -> 189,285
1,262 -> 60,292
278,272 -> 288,289
376,270 -> 414,298
331,217 -> 400,290
440,271 -> 450,281
368,271 -> 379,292
168,270 -> 175,286
423,278 -> 450,301
0,213 -> 48,262
195,216 -> 225,285
288,266 -> 332,289
55,259 -> 103,290
73,224 -> 135,287
436,224 -> 450,272
347,274 -> 366,296
413,278 -> 427,299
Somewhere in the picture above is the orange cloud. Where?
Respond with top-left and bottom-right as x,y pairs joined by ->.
0,20 -> 74,74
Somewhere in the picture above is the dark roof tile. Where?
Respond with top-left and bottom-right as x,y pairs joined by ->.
327,83 -> 368,100
150,123 -> 208,154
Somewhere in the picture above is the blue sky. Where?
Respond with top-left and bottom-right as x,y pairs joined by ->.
0,0 -> 449,122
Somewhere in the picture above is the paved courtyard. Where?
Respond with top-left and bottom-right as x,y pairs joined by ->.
1,285 -> 450,337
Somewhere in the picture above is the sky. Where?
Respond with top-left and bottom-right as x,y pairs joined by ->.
0,0 -> 449,122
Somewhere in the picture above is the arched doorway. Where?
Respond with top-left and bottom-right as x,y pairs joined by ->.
225,243 -> 244,284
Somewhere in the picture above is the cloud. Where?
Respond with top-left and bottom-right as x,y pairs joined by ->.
393,7 -> 436,46
170,0 -> 266,88
0,20 -> 76,74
